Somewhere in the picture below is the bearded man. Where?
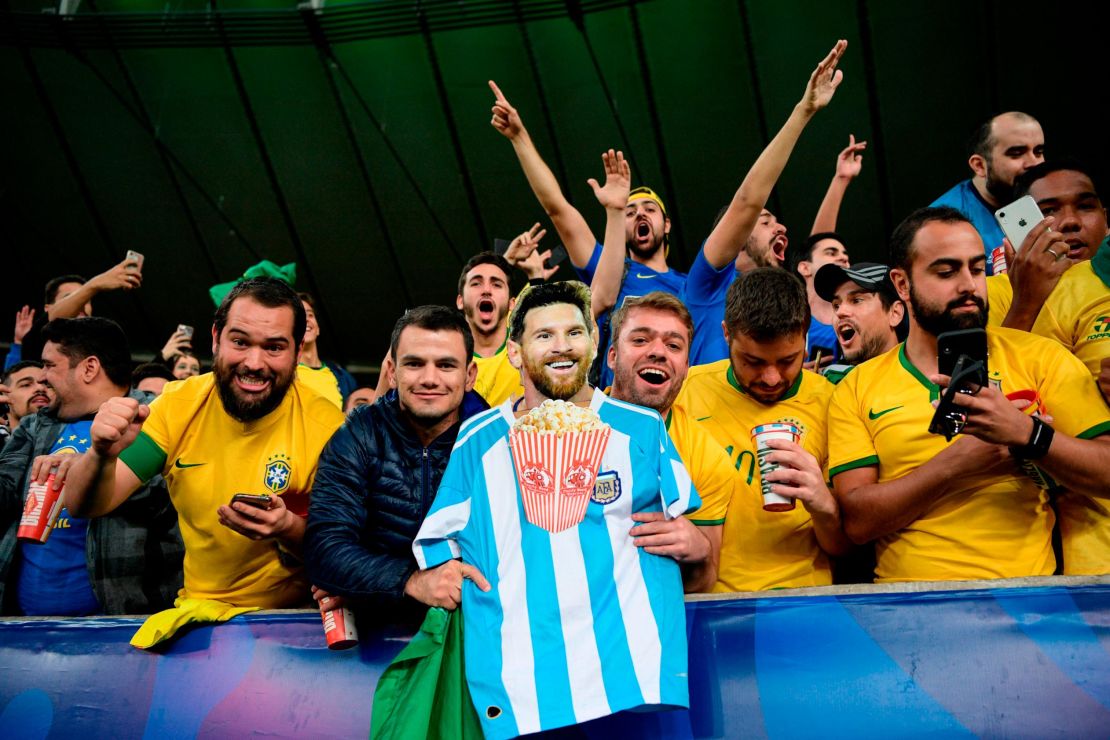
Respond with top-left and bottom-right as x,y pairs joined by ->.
410,281 -> 702,737
828,207 -> 1110,581
54,278 -> 345,608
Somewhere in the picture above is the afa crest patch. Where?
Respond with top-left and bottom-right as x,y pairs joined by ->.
264,453 -> 292,494
590,470 -> 622,505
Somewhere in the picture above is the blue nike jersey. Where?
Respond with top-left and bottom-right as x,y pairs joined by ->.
931,179 -> 1006,274
413,389 -> 698,739
575,242 -> 687,389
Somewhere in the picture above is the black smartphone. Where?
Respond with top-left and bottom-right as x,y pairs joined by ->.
937,329 -> 988,385
929,354 -> 986,440
231,493 -> 272,509
546,244 -> 568,267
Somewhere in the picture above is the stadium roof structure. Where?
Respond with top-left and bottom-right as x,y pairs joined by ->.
2,0 -> 1105,370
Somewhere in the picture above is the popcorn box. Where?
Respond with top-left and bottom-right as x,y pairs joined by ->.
510,426 -> 612,533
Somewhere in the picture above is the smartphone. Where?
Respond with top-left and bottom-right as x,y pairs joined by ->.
937,328 -> 988,385
177,324 -> 194,339
994,196 -> 1043,253
547,244 -> 568,267
125,250 -> 145,273
231,493 -> 272,509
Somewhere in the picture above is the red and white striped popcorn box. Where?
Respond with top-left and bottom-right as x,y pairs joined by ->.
510,427 -> 611,533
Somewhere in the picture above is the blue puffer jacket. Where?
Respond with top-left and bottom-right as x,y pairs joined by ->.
304,390 -> 487,611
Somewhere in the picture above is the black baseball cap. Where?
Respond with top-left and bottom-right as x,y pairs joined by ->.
815,262 -> 897,303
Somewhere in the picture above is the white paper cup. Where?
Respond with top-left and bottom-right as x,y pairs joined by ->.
751,423 -> 800,512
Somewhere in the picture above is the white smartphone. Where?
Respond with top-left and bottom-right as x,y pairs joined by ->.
125,250 -> 145,273
177,324 -> 194,339
994,196 -> 1043,253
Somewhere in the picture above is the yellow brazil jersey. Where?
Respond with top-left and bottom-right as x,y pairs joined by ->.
297,363 -> 343,410
119,373 -> 345,608
1031,247 -> 1110,379
473,341 -> 524,408
827,328 -> 1110,582
664,403 -> 732,526
676,361 -> 835,592
985,273 -> 1012,328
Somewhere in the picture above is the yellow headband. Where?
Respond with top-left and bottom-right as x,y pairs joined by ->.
627,186 -> 668,218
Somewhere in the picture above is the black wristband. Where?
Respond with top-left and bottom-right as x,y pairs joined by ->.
1009,415 -> 1054,460
528,277 -> 546,287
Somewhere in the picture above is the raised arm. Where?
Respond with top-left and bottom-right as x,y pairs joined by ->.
811,134 -> 867,234
489,80 -> 598,268
702,39 -> 847,270
587,150 -> 632,318
47,259 -> 141,320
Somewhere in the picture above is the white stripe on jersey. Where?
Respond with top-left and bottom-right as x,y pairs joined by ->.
601,427 -> 663,704
666,457 -> 694,519
483,439 -> 541,735
412,499 -> 469,569
456,405 -> 512,450
550,527 -> 612,722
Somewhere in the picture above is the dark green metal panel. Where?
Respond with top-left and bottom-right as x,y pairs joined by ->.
1,0 -> 1105,370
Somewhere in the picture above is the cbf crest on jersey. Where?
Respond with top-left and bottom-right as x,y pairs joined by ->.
590,470 -> 621,505
264,453 -> 292,494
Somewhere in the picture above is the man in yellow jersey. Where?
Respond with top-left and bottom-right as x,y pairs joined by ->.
985,159 -> 1107,329
829,207 -> 1110,581
677,268 -> 852,592
457,251 -> 523,407
295,293 -> 356,410
54,278 -> 345,608
606,292 -> 731,592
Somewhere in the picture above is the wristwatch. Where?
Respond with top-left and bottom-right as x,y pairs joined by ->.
1009,415 -> 1054,460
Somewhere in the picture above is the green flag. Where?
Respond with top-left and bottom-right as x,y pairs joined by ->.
370,607 -> 483,740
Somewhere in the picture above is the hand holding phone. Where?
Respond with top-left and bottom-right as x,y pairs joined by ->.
230,493 -> 272,509
125,250 -> 145,274
994,196 -> 1043,256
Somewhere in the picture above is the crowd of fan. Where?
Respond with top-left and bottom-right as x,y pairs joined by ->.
1,38 -> 1108,628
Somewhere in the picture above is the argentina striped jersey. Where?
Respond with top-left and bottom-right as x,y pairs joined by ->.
412,388 -> 699,739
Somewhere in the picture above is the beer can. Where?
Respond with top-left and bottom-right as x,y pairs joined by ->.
18,473 -> 63,544
321,606 -> 358,650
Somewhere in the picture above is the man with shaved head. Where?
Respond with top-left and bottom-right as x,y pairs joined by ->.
931,111 -> 1045,274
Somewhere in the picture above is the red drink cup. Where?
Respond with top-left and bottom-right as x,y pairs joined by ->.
321,606 -> 358,650
18,472 -> 63,544
751,423 -> 801,512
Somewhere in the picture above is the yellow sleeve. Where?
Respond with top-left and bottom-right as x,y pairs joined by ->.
1030,296 -> 1073,351
826,373 -> 879,478
682,425 -> 734,525
985,274 -> 1013,328
1037,343 -> 1110,439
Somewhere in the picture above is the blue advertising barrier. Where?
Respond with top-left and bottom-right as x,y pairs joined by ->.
2,579 -> 1108,738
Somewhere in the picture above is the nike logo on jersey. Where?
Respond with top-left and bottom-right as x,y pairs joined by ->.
696,416 -> 712,422
635,274 -> 657,279
868,406 -> 903,420
174,459 -> 206,469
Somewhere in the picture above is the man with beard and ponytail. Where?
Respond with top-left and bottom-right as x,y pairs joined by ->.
410,281 -> 701,737
828,207 -> 1110,581
684,40 -> 848,365
56,278 -> 344,609
931,112 -> 1045,274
